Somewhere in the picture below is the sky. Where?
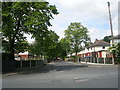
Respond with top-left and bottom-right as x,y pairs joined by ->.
26,0 -> 119,43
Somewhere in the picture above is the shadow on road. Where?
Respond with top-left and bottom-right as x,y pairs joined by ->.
21,61 -> 88,75
54,64 -> 88,71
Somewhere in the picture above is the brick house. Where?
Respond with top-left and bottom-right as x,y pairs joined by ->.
77,40 -> 110,59
18,51 -> 29,60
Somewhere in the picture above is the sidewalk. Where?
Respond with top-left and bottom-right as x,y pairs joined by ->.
66,61 -> 118,67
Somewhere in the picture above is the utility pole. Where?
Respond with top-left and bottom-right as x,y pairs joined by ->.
107,2 -> 114,46
107,2 -> 114,64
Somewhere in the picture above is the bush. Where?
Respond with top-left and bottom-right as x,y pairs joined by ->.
2,53 -> 11,61
69,56 -> 79,62
115,57 -> 120,64
70,56 -> 79,59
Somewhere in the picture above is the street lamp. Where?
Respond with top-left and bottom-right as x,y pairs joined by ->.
107,2 -> 115,64
107,2 -> 114,46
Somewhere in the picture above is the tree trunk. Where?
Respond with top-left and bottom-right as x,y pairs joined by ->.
9,37 -> 15,61
9,17 -> 21,61
75,51 -> 77,56
112,53 -> 115,64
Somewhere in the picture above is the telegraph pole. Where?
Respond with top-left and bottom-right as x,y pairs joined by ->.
107,2 -> 114,64
107,2 -> 114,46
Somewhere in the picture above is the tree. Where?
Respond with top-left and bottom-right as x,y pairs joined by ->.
2,2 -> 58,60
29,30 -> 60,60
58,38 -> 70,59
108,43 -> 120,58
64,22 -> 91,56
102,35 -> 112,43
45,30 -> 59,59
117,43 -> 120,57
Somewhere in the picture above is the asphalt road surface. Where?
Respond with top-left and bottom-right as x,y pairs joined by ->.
2,61 -> 118,88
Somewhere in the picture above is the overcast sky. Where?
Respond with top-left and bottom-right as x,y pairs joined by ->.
26,0 -> 119,43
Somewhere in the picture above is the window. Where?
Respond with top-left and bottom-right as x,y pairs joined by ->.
102,46 -> 105,49
87,48 -> 89,51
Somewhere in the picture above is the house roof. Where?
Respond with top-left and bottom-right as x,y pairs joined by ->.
89,40 -> 110,47
19,51 -> 29,55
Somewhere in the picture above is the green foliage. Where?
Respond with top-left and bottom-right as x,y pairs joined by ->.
15,40 -> 29,53
70,55 -> 79,59
117,43 -> 120,56
45,30 -> 60,59
60,38 -> 70,52
2,2 -> 58,60
108,43 -> 120,63
102,35 -> 111,43
115,57 -> 120,64
64,22 -> 91,55
29,30 -> 60,60
58,38 -> 71,59
108,43 -> 119,56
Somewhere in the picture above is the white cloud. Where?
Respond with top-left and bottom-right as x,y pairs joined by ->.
88,27 -> 118,42
11,0 -> 118,44
58,0 -> 118,20
49,24 -> 65,40
47,0 -> 118,42
88,27 -> 108,42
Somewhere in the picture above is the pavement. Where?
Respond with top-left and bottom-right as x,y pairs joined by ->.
66,61 -> 117,67
2,61 -> 118,88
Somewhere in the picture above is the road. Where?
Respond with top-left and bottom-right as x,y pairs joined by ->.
2,61 -> 118,88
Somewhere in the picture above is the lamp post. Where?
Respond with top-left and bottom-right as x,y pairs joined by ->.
107,2 -> 114,46
107,2 -> 114,64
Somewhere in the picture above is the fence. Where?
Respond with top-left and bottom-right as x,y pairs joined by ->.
2,60 -> 16,72
2,59 -> 47,72
15,60 -> 46,69
79,57 -> 113,64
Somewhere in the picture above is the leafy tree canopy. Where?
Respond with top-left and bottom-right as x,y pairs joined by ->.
58,38 -> 70,59
29,30 -> 60,60
108,43 -> 120,57
64,22 -> 91,55
102,35 -> 112,43
2,2 -> 58,60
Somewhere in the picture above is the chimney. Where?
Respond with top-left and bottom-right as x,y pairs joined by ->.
94,39 -> 99,43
